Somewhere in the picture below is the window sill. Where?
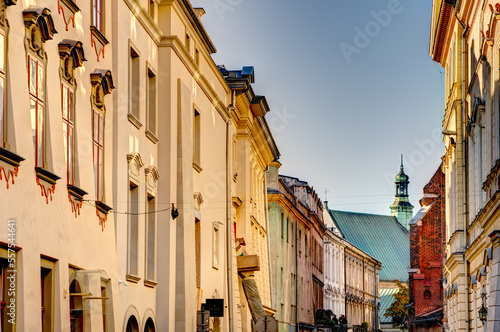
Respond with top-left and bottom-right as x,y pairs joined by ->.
126,274 -> 141,283
95,200 -> 112,214
61,0 -> 80,13
145,130 -> 159,144
90,26 -> 109,45
128,113 -> 143,129
35,167 -> 61,185
144,279 -> 157,288
193,162 -> 203,173
67,184 -> 88,200
0,147 -> 25,167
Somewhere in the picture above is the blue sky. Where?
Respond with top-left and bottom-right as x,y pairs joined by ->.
192,0 -> 445,215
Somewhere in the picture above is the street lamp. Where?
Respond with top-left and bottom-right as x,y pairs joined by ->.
479,290 -> 488,325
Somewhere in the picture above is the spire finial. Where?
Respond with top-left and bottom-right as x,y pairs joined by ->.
401,154 -> 404,169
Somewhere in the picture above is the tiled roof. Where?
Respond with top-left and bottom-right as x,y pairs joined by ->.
379,288 -> 399,323
328,210 -> 409,282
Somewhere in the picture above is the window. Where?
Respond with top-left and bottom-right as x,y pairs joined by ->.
281,213 -> 284,238
195,218 -> 200,287
0,32 -> 5,147
146,67 -> 157,138
29,55 -> 45,168
128,183 -> 139,279
286,218 -> 289,242
125,316 -> 139,332
193,109 -> 201,168
92,0 -> 103,32
185,33 -> 190,53
291,222 -> 294,246
144,318 -> 155,332
148,0 -> 155,20
298,230 -> 302,252
145,196 -> 155,282
424,290 -> 431,299
213,222 -> 221,269
41,258 -> 55,332
62,84 -> 75,184
93,110 -> 104,201
129,47 -> 140,124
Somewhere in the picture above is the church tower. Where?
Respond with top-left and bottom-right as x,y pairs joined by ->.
390,156 -> 413,229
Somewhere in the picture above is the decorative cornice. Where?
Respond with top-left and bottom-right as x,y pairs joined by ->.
58,0 -> 80,31
67,184 -> 87,200
58,39 -> 86,67
0,147 -> 24,167
90,69 -> 114,94
90,26 -> 109,62
35,167 -> 60,185
22,7 -> 57,42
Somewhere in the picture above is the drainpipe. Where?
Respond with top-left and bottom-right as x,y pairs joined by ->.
227,91 -> 235,332
460,19 -> 471,332
295,216 -> 299,331
452,4 -> 470,331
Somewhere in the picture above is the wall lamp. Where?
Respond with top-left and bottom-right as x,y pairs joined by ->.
479,290 -> 488,325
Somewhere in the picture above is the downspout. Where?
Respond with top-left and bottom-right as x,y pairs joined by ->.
295,215 -> 299,331
460,18 -> 471,332
453,4 -> 470,330
227,91 -> 235,332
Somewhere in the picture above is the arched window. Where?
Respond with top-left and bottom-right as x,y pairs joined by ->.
424,290 -> 431,299
144,318 -> 155,332
126,316 -> 139,332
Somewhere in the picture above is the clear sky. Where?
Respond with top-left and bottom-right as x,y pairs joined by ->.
192,0 -> 445,216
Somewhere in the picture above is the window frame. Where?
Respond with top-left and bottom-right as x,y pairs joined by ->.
61,83 -> 75,185
145,64 -> 158,142
29,54 -> 45,168
93,109 -> 104,201
92,0 -> 104,33
128,45 -> 141,128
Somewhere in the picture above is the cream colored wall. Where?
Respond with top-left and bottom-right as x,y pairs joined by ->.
111,0 -> 161,329
0,1 -> 123,331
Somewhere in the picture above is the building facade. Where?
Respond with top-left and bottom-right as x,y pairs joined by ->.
344,243 -> 381,331
324,227 -> 346,319
324,160 -> 411,331
0,0 -> 249,330
430,0 -> 500,330
267,167 -> 325,331
220,66 -> 280,331
408,164 -> 445,331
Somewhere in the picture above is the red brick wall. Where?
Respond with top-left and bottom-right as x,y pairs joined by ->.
410,165 -> 445,318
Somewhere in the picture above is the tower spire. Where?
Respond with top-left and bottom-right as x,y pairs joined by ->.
390,155 -> 413,230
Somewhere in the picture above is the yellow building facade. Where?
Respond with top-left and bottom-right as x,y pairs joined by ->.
430,0 -> 500,330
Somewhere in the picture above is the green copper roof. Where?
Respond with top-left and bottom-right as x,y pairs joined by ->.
379,288 -> 399,323
328,210 -> 409,282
